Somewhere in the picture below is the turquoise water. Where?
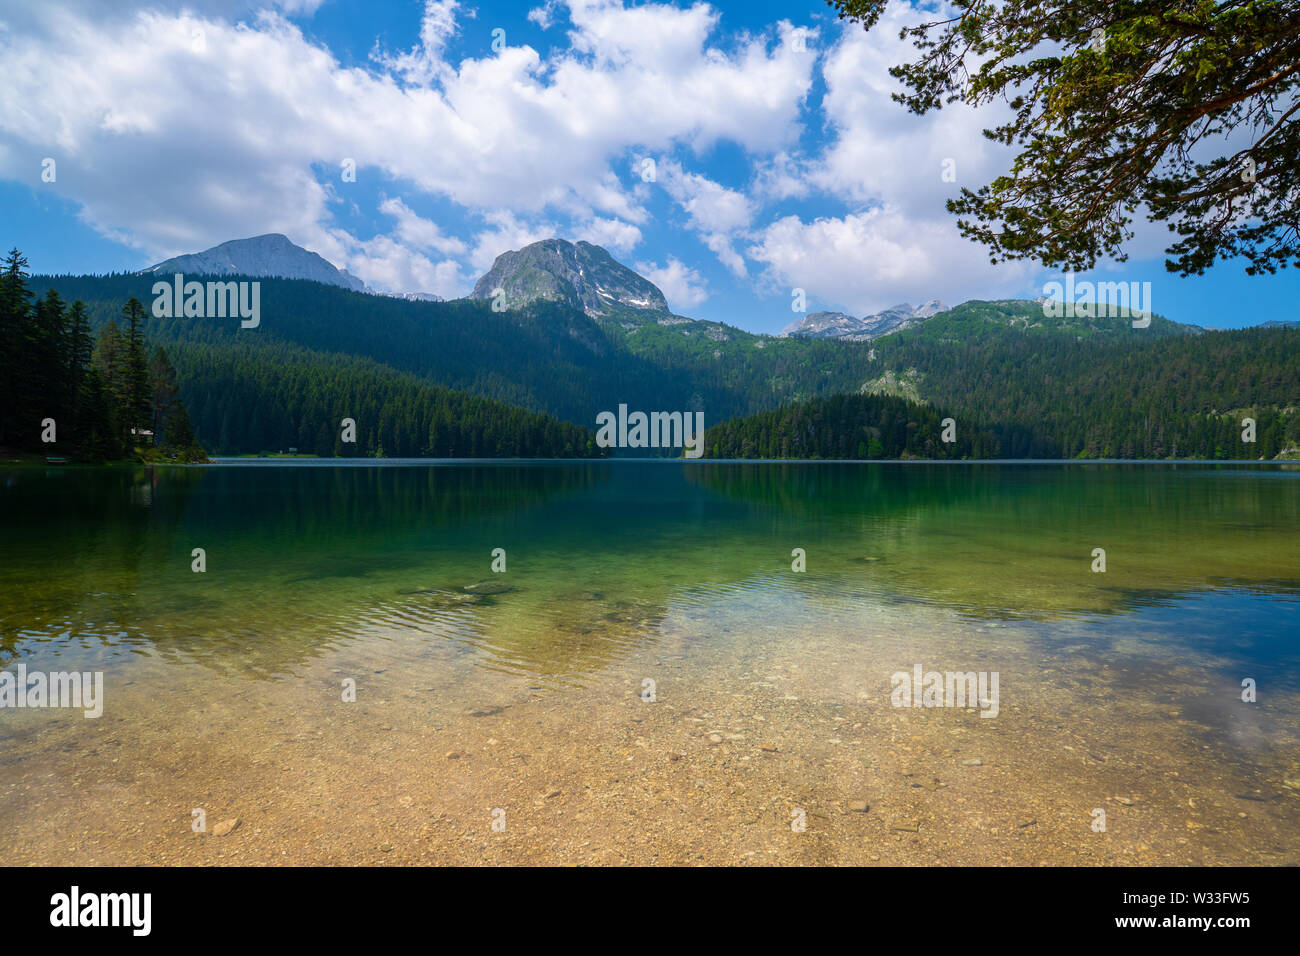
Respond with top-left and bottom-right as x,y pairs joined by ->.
1,460 -> 1297,865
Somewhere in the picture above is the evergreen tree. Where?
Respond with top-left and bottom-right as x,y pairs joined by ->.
76,367 -> 120,462
121,297 -> 152,442
11,262 -> 1298,462
0,249 -> 33,447
61,299 -> 96,455
93,321 -> 127,412
830,0 -> 1300,275
67,300 -> 93,407
164,399 -> 203,461
31,289 -> 71,436
0,252 -> 206,460
149,346 -> 180,437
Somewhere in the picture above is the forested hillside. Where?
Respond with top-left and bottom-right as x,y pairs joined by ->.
30,273 -> 881,423
0,250 -> 204,461
168,340 -> 598,457
24,272 -> 1300,461
867,301 -> 1300,458
703,393 -> 996,459
8,256 -> 598,459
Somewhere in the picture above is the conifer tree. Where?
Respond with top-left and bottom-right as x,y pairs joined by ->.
76,367 -> 120,462
0,249 -> 33,446
164,399 -> 203,461
121,298 -> 152,442
150,346 -> 180,437
31,289 -> 70,432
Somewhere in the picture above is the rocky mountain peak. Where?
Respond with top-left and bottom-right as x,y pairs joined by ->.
144,234 -> 366,292
782,300 -> 951,340
470,238 -> 669,316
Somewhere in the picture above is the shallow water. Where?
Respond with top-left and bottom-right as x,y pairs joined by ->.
1,460 -> 1297,865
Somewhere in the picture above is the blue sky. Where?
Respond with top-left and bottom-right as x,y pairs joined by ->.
1,0 -> 1296,333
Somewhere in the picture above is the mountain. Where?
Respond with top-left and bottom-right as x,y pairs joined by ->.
382,291 -> 444,303
779,311 -> 859,338
909,299 -> 949,320
471,238 -> 669,317
144,234 -> 367,292
783,299 -> 949,340
28,240 -> 1300,460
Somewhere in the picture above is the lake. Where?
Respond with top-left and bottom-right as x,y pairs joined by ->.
1,460 -> 1297,864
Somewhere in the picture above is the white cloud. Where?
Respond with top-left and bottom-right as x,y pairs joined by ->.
811,12 -> 1014,215
1,0 -> 1081,313
751,150 -> 812,202
748,207 -> 1035,316
528,3 -> 561,31
273,0 -> 325,14
379,196 -> 467,256
658,159 -> 754,277
701,233 -> 747,278
636,255 -> 708,308
372,0 -> 461,86
466,211 -> 559,273
737,11 -> 1047,314
660,160 -> 753,233
0,0 -> 818,294
338,231 -> 466,297
576,216 -> 641,253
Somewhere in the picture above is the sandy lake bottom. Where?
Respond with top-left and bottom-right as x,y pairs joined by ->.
2,461 -> 1297,865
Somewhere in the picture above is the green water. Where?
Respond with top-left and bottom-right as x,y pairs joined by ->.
2,460 -> 1298,684
2,460 -> 1299,865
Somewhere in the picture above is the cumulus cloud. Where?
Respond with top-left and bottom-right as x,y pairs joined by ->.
0,0 -> 820,295
748,207 -> 1035,316
741,10 -> 1043,314
0,0 -> 1072,314
372,0 -> 461,86
379,196 -> 467,256
528,2 -> 562,31
636,255 -> 708,308
751,150 -> 812,202
810,8 -> 1015,215
660,160 -> 753,234
576,216 -> 642,253
658,159 -> 754,277
338,231 -> 467,298
466,211 -> 559,274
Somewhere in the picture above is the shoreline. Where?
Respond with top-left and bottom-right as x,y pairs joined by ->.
2,461 -> 1295,866
9,455 -> 1296,467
